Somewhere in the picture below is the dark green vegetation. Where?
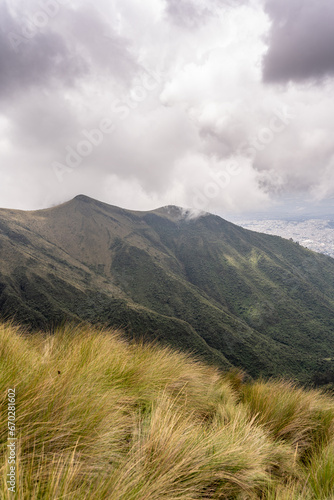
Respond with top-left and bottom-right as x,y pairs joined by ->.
0,195 -> 333,382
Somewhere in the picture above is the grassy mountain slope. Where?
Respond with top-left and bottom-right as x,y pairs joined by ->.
1,322 -> 334,499
0,195 -> 333,380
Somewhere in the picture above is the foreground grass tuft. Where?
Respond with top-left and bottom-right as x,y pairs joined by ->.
1,322 -> 334,499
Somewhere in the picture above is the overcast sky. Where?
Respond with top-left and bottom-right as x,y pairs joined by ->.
0,0 -> 334,216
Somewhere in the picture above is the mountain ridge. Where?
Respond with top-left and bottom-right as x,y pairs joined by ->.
0,195 -> 333,381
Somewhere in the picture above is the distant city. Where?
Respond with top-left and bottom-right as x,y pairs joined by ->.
235,218 -> 334,258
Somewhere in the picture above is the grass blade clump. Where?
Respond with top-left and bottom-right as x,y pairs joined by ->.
0,322 -> 334,499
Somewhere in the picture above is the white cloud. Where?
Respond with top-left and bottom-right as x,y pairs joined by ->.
0,0 -> 333,216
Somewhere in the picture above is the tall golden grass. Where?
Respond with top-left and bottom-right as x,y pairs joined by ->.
1,322 -> 334,499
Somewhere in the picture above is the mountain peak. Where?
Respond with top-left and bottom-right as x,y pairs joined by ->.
69,196 -> 208,221
73,194 -> 94,203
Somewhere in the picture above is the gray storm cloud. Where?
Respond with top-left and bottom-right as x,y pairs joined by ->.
0,0 -> 333,214
0,0 -> 140,95
0,2 -> 86,98
263,0 -> 334,83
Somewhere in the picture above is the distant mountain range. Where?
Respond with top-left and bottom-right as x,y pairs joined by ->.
0,194 -> 333,382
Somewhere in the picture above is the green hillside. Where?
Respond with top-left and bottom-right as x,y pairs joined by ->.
0,195 -> 333,381
1,322 -> 334,499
